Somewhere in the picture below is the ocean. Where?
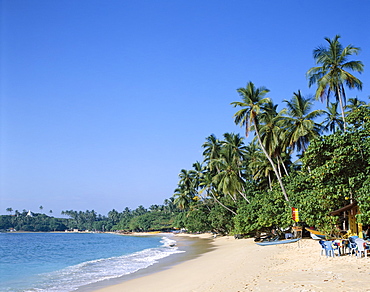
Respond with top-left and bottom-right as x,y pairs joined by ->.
0,232 -> 183,292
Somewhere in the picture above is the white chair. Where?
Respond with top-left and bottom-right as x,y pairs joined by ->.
354,238 -> 368,258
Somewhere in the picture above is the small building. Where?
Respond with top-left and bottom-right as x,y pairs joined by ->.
330,201 -> 364,238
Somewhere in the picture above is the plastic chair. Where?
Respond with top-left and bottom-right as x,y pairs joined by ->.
348,236 -> 359,256
319,240 -> 326,256
355,238 -> 369,258
332,240 -> 343,255
322,240 -> 340,257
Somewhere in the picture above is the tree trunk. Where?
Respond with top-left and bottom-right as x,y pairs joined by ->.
238,189 -> 251,204
337,86 -> 347,131
211,192 -> 237,215
268,173 -> 272,191
279,155 -> 289,176
253,118 -> 290,202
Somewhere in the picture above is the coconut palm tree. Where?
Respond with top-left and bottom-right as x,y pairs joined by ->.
231,81 -> 289,202
173,185 -> 192,210
345,97 -> 366,112
202,134 -> 222,173
174,169 -> 197,210
210,145 -> 249,204
256,101 -> 289,176
191,161 -> 206,201
221,133 -> 247,177
249,148 -> 274,190
178,169 -> 195,189
282,90 -> 324,154
322,102 -> 344,134
198,167 -> 237,215
243,140 -> 261,179
306,35 -> 364,131
257,101 -> 283,156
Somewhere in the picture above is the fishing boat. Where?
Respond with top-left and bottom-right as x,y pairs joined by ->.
305,228 -> 326,239
255,238 -> 300,246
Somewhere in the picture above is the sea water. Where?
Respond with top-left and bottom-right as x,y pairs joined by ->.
0,232 -> 183,292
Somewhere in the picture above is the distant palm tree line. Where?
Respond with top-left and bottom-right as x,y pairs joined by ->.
174,35 -> 366,212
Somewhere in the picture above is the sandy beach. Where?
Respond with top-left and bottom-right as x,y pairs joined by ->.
94,234 -> 370,292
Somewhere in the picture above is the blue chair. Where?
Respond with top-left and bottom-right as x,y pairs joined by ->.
349,236 -> 359,256
319,240 -> 326,256
321,240 -> 340,257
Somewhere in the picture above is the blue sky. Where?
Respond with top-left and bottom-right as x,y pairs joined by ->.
1,0 -> 369,216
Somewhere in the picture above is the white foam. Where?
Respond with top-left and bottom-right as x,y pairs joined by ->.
24,236 -> 184,292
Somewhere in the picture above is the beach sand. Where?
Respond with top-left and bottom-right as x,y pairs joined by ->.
94,234 -> 370,292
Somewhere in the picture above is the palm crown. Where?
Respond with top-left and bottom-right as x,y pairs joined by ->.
306,35 -> 364,131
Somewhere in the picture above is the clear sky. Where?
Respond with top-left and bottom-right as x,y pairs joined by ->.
1,0 -> 369,216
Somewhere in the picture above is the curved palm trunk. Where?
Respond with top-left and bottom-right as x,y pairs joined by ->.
210,192 -> 237,215
337,86 -> 347,131
238,189 -> 251,204
253,117 -> 290,202
268,173 -> 272,191
278,156 -> 289,176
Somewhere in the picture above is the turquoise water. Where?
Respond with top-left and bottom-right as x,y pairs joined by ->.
0,232 -> 182,292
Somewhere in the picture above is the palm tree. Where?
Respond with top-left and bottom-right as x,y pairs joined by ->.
108,209 -> 120,225
243,140 -> 260,179
178,169 -> 196,191
173,185 -> 192,210
198,167 -> 237,215
322,102 -> 344,134
257,101 -> 289,176
202,134 -> 222,173
345,97 -> 366,112
191,161 -> 204,192
231,81 -> 289,202
221,133 -> 247,177
282,90 -> 324,154
210,145 -> 249,203
6,207 -> 13,215
306,35 -> 364,131
163,198 -> 177,214
257,101 -> 284,156
174,169 -> 197,210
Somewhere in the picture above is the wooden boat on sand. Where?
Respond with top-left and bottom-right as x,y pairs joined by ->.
305,228 -> 326,239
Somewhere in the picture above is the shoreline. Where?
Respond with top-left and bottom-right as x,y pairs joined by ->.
90,235 -> 370,292
77,233 -> 214,292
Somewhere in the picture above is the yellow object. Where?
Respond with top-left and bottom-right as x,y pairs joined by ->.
358,223 -> 363,238
306,228 -> 325,236
292,207 -> 299,222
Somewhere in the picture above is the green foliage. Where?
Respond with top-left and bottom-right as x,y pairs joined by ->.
1,201 -> 182,233
357,175 -> 370,223
0,212 -> 68,232
180,204 -> 211,233
208,203 -> 234,234
234,188 -> 291,234
289,107 -> 370,231
129,212 -> 173,232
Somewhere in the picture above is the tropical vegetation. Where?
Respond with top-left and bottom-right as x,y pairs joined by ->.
0,201 -> 180,232
171,35 -> 369,236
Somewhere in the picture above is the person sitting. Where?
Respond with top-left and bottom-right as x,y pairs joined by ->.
363,226 -> 370,240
